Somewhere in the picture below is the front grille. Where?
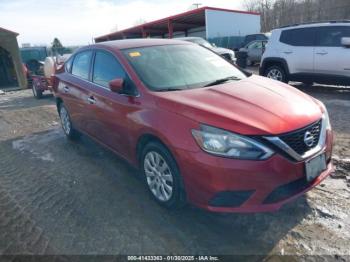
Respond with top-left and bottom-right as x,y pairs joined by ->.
279,120 -> 322,155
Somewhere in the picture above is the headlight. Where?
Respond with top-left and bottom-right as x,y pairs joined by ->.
191,125 -> 274,160
316,99 -> 331,130
322,106 -> 331,130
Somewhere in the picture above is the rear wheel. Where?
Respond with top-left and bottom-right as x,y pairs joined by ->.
246,58 -> 253,66
32,81 -> 43,99
58,103 -> 80,140
141,142 -> 186,209
265,65 -> 287,83
302,81 -> 313,86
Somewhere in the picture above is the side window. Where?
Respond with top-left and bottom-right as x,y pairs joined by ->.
316,26 -> 350,47
248,41 -> 262,49
92,51 -> 126,88
280,28 -> 316,46
71,51 -> 93,80
65,57 -> 73,73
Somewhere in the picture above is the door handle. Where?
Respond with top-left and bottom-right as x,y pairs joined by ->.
316,51 -> 328,55
87,96 -> 96,104
283,51 -> 293,54
63,86 -> 69,93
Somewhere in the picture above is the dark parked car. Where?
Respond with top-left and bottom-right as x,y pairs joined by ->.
241,33 -> 269,49
52,39 -> 333,212
239,40 -> 268,66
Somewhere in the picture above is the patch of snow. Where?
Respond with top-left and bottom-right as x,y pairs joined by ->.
40,153 -> 54,162
12,131 -> 58,162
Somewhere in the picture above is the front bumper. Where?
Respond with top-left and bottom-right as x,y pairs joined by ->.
174,131 -> 333,213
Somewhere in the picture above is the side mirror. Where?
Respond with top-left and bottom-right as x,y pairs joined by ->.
109,78 -> 124,93
341,37 -> 350,48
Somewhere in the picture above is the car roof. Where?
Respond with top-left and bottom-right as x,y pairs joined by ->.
248,39 -> 268,43
244,39 -> 267,47
278,21 -> 350,30
86,38 -> 192,51
245,33 -> 266,37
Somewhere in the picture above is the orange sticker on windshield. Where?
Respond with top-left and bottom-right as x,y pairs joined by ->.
129,52 -> 141,57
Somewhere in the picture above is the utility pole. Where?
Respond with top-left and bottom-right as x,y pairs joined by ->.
192,3 -> 202,9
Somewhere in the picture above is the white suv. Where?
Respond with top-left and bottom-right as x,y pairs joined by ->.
260,21 -> 350,85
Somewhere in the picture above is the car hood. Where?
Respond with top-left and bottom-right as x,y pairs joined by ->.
154,75 -> 322,135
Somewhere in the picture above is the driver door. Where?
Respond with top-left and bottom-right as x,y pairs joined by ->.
247,41 -> 263,62
87,50 -> 140,158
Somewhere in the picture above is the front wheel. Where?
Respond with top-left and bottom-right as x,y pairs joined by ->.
141,142 -> 186,209
58,103 -> 80,140
264,65 -> 288,83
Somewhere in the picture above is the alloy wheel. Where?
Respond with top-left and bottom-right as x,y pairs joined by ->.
144,151 -> 174,202
60,106 -> 71,135
32,85 -> 38,97
267,69 -> 283,81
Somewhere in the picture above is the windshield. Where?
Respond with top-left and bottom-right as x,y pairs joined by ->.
122,44 -> 246,91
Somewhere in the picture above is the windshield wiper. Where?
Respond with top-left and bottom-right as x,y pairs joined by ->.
204,76 -> 241,87
157,88 -> 184,92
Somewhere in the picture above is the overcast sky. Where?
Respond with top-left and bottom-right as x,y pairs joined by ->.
0,0 -> 246,46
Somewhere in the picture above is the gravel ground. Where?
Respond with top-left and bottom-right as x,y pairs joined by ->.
0,84 -> 349,259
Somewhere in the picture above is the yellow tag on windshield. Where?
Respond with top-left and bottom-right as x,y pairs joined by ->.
129,52 -> 141,57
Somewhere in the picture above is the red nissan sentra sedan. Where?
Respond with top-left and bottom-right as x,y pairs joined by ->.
52,39 -> 334,213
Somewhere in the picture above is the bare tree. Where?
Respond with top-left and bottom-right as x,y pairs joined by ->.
244,0 -> 350,32
133,18 -> 147,26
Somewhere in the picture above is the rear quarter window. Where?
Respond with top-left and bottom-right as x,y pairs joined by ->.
315,26 -> 350,47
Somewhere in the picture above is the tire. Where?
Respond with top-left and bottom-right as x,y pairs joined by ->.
32,82 -> 43,99
58,103 -> 81,140
141,141 -> 186,209
246,58 -> 253,66
264,65 -> 288,83
302,81 -> 313,86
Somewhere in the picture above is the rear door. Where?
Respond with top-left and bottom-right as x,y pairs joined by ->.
314,26 -> 350,77
57,50 -> 93,131
279,27 -> 316,74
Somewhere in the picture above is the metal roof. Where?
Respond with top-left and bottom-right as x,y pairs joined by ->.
95,6 -> 260,42
0,27 -> 19,36
85,39 -> 193,51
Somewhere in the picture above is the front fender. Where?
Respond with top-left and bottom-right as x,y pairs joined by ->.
130,108 -> 201,165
